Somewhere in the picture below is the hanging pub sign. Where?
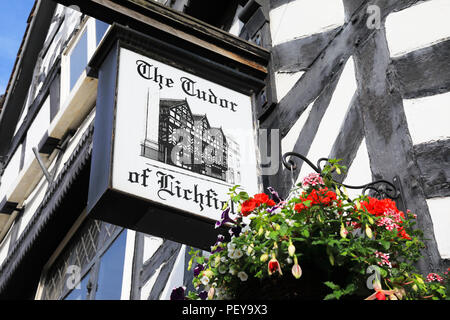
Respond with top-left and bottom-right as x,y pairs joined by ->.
86,24 -> 269,249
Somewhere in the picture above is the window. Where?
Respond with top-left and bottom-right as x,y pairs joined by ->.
94,231 -> 127,299
95,20 -> 109,46
40,219 -> 126,300
69,30 -> 88,91
62,18 -> 110,99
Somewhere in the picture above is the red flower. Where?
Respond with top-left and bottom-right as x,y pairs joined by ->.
268,257 -> 282,276
254,193 -> 269,205
267,199 -> 276,206
375,291 -> 386,300
294,203 -> 306,213
241,198 -> 258,216
397,227 -> 411,240
295,187 -> 338,213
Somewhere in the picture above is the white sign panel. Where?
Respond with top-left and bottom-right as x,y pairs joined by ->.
112,48 -> 260,221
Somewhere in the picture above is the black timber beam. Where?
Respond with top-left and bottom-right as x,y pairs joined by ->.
351,21 -> 443,273
392,38 -> 450,99
414,139 -> 450,199
272,27 -> 341,73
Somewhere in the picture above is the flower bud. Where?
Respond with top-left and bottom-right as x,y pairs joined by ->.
291,256 -> 302,279
365,225 -> 373,239
208,287 -> 215,300
203,269 -> 213,278
291,262 -> 302,279
288,243 -> 296,257
340,223 -> 348,239
258,226 -> 264,236
260,253 -> 269,262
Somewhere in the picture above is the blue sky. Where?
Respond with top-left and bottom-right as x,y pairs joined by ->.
0,0 -> 36,95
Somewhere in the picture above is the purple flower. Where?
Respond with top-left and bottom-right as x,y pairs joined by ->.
198,291 -> 208,300
215,207 -> 235,229
211,246 -> 224,254
267,187 -> 283,202
170,286 -> 186,300
229,225 -> 242,237
216,234 -> 225,244
193,264 -> 205,277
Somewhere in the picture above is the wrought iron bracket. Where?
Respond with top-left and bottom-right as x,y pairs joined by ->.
282,152 -> 401,200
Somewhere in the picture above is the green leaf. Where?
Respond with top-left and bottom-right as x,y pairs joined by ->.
324,281 -> 340,291
238,191 -> 249,200
324,293 -> 336,300
269,231 -> 279,240
380,240 -> 391,250
301,229 -> 310,238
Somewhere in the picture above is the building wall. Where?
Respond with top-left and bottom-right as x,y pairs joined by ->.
266,0 -> 450,267
0,0 -> 448,300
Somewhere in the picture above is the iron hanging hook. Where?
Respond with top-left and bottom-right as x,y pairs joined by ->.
282,152 -> 400,200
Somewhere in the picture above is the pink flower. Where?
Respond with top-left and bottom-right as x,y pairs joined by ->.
376,217 -> 399,231
301,173 -> 324,188
375,251 -> 392,268
384,208 -> 403,224
426,273 -> 444,283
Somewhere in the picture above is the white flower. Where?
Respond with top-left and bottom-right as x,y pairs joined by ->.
237,271 -> 248,282
228,248 -> 243,260
286,219 -> 295,227
229,266 -> 237,275
220,256 -> 228,263
240,224 -> 251,235
273,208 -> 282,215
227,242 -> 236,251
219,265 -> 228,274
200,276 -> 210,286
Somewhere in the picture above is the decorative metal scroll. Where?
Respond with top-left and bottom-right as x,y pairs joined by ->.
282,152 -> 400,200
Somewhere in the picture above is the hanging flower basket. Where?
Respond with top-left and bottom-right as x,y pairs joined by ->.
172,159 -> 450,301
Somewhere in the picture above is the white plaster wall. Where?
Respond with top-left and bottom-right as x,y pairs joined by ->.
281,98 -> 314,156
274,71 -> 305,102
385,0 -> 450,57
270,0 -> 344,45
23,96 -> 50,169
426,197 -> 450,259
120,229 -> 136,300
403,92 -> 450,145
297,57 -> 357,182
0,144 -> 22,200
17,174 -> 48,237
342,139 -> 372,200
143,235 -> 164,263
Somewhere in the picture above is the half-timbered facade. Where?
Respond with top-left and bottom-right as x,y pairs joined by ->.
0,0 -> 448,300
